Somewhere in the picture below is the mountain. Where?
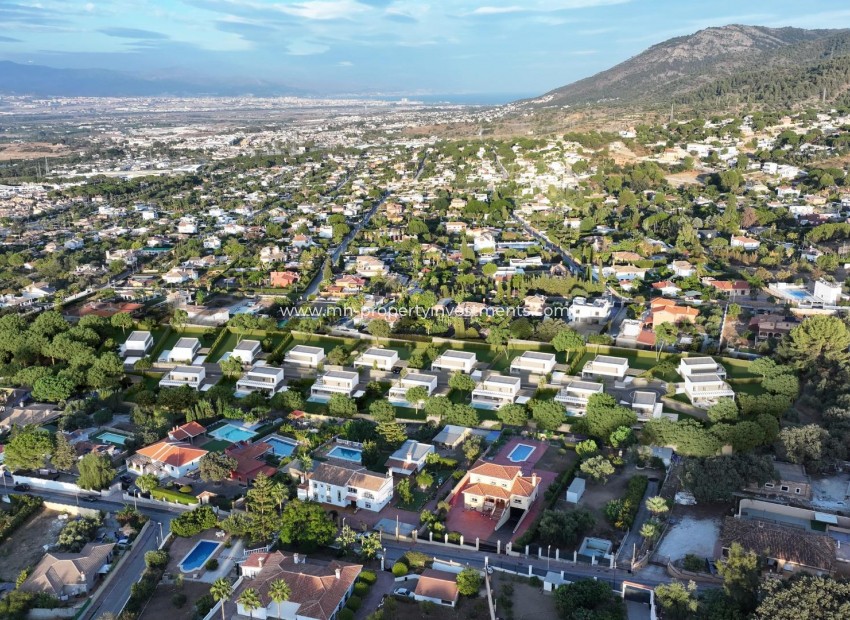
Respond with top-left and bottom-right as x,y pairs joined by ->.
528,25 -> 850,110
0,61 -> 304,97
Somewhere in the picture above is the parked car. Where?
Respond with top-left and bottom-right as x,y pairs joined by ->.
12,483 -> 31,492
392,588 -> 413,598
81,495 -> 99,503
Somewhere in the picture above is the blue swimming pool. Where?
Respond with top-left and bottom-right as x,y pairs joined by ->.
266,436 -> 298,457
785,289 -> 810,300
179,540 -> 220,572
94,431 -> 129,446
507,444 -> 536,463
209,423 -> 256,443
327,445 -> 362,463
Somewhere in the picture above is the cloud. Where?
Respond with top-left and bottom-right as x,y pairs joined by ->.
288,39 -> 330,55
280,0 -> 371,20
0,35 -> 22,42
338,60 -> 353,66
98,27 -> 169,39
215,20 -> 279,36
472,5 -> 525,15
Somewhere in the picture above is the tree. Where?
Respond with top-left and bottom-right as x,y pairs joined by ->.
136,473 -> 160,495
366,319 -> 391,339
443,403 -> 479,427
171,505 -> 218,537
369,399 -> 395,423
405,386 -> 429,411
496,403 -> 528,426
640,520 -> 659,541
335,524 -> 358,553
424,396 -> 452,419
360,533 -> 382,559
654,581 -> 699,620
210,578 -> 232,620
717,542 -> 760,612
584,394 -> 637,440
376,422 -> 407,446
4,426 -> 53,472
31,375 -> 75,402
448,372 -> 475,392
580,455 -> 615,484
780,424 -> 830,471
77,453 -> 116,490
199,452 -> 238,483
762,373 -> 800,398
238,588 -> 262,620
328,394 -> 358,418
172,309 -> 189,332
654,322 -> 678,359
278,500 -> 336,550
645,496 -> 669,516
575,439 -> 598,459
416,470 -> 434,491
51,432 -> 76,472
245,472 -> 280,543
554,579 -> 625,620
754,575 -> 850,620
779,315 -> 850,372
551,328 -> 584,360
683,454 -> 776,503
455,568 -> 481,597
268,580 -> 291,620
462,435 -> 483,463
530,399 -> 564,431
110,312 -> 134,335
609,426 -> 634,449
396,478 -> 413,504
708,399 -> 739,423
220,357 -> 244,379
537,508 -> 595,547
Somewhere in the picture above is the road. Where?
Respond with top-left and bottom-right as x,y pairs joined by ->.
515,215 -> 589,279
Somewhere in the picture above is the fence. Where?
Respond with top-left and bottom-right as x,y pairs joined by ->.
11,475 -> 97,495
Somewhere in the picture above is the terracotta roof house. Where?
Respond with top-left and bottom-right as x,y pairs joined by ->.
650,297 -> 699,325
167,421 -> 206,443
225,441 -> 276,485
127,440 -> 207,479
460,463 -> 541,530
19,542 -> 115,597
414,569 -> 461,607
238,551 -> 361,620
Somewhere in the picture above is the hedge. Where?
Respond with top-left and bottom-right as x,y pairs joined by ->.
611,475 -> 649,530
338,609 -> 355,620
391,562 -> 408,577
171,505 -> 218,537
358,570 -> 377,585
353,582 -> 370,597
345,595 -> 362,611
0,495 -> 43,545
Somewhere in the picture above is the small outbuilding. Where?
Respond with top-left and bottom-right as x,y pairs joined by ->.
566,477 -> 586,504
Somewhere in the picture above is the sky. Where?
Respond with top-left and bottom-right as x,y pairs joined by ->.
2,0 -> 850,98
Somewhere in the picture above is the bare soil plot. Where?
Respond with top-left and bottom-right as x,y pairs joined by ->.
0,507 -> 66,581
491,571 -> 558,620
138,581 -> 211,620
0,142 -> 71,161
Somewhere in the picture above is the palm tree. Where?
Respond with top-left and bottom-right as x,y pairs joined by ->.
645,496 -> 669,517
210,578 -> 232,620
238,588 -> 262,620
640,521 -> 659,541
268,579 -> 291,619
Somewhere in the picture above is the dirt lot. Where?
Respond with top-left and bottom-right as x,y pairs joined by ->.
553,465 -> 640,539
0,142 -> 71,161
379,595 -> 490,619
491,571 -> 558,620
0,507 -> 66,581
535,445 -> 577,475
138,581 -> 211,620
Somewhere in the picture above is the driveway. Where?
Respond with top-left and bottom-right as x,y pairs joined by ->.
355,567 -> 394,619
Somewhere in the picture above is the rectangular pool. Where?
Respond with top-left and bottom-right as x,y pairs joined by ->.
179,540 -> 220,572
266,436 -> 298,457
209,423 -> 257,443
94,431 -> 129,446
327,445 -> 362,463
506,444 -> 536,463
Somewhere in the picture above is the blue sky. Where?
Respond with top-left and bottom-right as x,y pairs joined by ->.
1,0 -> 850,97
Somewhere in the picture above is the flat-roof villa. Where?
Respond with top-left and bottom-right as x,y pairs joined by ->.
388,372 -> 438,405
310,370 -> 360,401
236,365 -> 286,395
168,337 -> 201,364
230,339 -> 261,364
768,279 -> 844,308
471,373 -> 521,409
284,345 -> 326,368
159,365 -> 206,390
510,351 -> 557,376
678,357 -> 734,406
352,347 -> 399,371
567,296 -> 613,323
124,330 -> 153,356
631,391 -> 663,420
555,380 -> 604,416
431,350 -> 477,374
581,355 -> 629,380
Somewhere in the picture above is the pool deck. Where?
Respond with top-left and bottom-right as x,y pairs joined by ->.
489,437 -> 548,474
166,529 -> 231,581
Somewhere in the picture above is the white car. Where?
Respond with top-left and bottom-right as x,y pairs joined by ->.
393,588 -> 413,598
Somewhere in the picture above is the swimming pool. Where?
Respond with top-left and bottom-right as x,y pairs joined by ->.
179,540 -> 220,572
506,444 -> 536,463
785,288 -> 810,300
209,423 -> 257,443
327,445 -> 362,463
94,431 -> 129,446
266,436 -> 298,457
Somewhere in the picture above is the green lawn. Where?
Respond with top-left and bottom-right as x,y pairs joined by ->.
395,486 -> 432,512
730,379 -> 766,396
290,332 -> 360,353
718,357 -> 758,380
201,439 -> 232,452
151,488 -> 198,505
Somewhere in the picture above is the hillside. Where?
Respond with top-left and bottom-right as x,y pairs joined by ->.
527,25 -> 850,110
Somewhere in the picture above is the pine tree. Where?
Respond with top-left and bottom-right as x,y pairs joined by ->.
245,472 -> 279,543
51,432 -> 76,472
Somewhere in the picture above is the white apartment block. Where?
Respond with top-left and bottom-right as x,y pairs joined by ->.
284,345 -> 326,368
236,365 -> 286,395
431,350 -> 477,374
555,380 -> 604,416
582,355 -> 629,380
510,351 -> 557,376
231,339 -> 261,364
471,373 -> 521,409
159,365 -> 206,390
568,297 -> 613,323
388,373 -> 438,405
352,348 -> 399,371
168,338 -> 201,364
302,462 -> 394,512
310,370 -> 359,401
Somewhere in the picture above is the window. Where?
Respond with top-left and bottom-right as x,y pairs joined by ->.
348,487 -> 357,493
365,503 -> 371,509
780,486 -> 789,492
513,499 -> 522,504
364,492 -> 374,500
764,483 -> 774,489
796,488 -> 801,494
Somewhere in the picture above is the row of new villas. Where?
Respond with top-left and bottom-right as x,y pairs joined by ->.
236,365 -> 287,395
284,345 -> 327,368
470,373 -> 522,409
387,372 -> 438,405
352,347 -> 399,371
678,357 -> 735,406
509,351 -> 557,375
310,370 -> 361,401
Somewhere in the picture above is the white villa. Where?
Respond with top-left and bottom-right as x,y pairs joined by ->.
168,337 -> 201,364
471,373 -> 521,409
582,355 -> 629,380
431,350 -> 477,374
284,345 -> 326,368
159,366 -> 206,390
632,391 -> 663,420
127,440 -> 207,479
555,380 -> 604,416
352,347 -> 399,371
231,339 -> 261,364
124,331 -> 153,355
678,357 -> 735,406
388,372 -> 438,405
510,351 -> 557,376
385,439 -> 435,476
567,297 -> 613,323
236,365 -> 286,395
301,461 -> 393,512
310,370 -> 359,401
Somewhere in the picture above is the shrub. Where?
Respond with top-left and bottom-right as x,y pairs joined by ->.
171,505 -> 218,537
195,594 -> 215,617
529,576 -> 542,587
345,595 -> 362,611
205,558 -> 219,571
683,554 -> 705,572
391,561 -> 408,577
447,531 -> 461,544
144,549 -> 169,569
359,570 -> 377,585
403,551 -> 431,569
353,582 -> 370,597
338,609 -> 355,620
179,485 -> 193,494
171,592 -> 187,608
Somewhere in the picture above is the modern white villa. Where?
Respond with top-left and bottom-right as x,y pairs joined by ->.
471,373 -> 521,409
554,380 -> 604,416
352,347 -> 399,371
567,296 -> 613,323
168,337 -> 201,363
231,339 -> 261,364
387,372 -> 438,405
431,350 -> 477,374
236,365 -> 286,395
301,461 -> 394,512
632,391 -> 663,420
124,330 -> 153,355
678,357 -> 727,379
678,357 -> 734,406
159,365 -> 206,390
510,351 -> 557,375
284,345 -> 327,368
310,370 -> 359,400
581,355 -> 629,380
